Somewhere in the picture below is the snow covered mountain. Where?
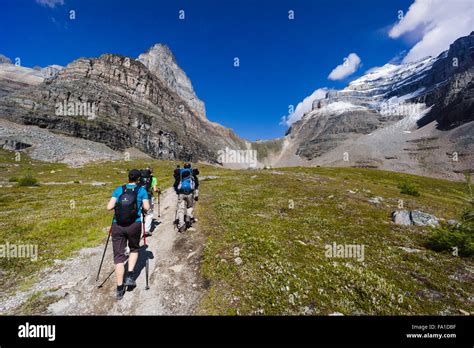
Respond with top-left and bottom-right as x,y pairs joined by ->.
262,32 -> 474,179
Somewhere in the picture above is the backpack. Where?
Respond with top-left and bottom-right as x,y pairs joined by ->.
177,168 -> 195,194
115,185 -> 139,226
139,169 -> 153,193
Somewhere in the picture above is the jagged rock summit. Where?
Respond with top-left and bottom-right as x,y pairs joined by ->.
138,44 -> 207,120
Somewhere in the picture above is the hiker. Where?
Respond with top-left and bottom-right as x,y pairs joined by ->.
140,167 -> 160,236
173,163 -> 199,232
107,169 -> 150,300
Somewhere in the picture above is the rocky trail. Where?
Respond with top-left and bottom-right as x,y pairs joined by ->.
1,188 -> 206,315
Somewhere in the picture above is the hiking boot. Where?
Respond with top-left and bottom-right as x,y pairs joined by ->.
124,275 -> 136,287
191,217 -> 198,223
145,231 -> 153,237
115,286 -> 126,300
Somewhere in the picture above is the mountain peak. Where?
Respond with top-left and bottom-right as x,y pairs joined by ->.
137,44 -> 206,120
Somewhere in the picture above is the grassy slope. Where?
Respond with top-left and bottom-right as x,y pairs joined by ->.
1,149 -> 472,315
197,167 -> 473,315
0,149 -> 179,293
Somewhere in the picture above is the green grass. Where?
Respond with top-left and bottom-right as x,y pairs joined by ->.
398,182 -> 421,197
196,166 -> 473,315
427,207 -> 474,257
1,149 -> 473,315
17,173 -> 39,187
0,149 -> 183,292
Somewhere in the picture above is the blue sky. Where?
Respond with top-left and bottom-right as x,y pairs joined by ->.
0,0 -> 430,140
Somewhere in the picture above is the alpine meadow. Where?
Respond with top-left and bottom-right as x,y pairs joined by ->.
0,0 -> 473,345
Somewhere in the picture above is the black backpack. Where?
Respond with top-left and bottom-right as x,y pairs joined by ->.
139,169 -> 153,193
115,185 -> 139,226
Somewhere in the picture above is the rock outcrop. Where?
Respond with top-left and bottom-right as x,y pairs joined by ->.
138,44 -> 207,120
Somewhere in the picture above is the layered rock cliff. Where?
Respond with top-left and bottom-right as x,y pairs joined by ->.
0,49 -> 245,163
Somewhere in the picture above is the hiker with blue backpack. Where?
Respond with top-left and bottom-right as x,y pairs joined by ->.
139,167 -> 160,236
106,169 -> 150,300
173,163 -> 199,232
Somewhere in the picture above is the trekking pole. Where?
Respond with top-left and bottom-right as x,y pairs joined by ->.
96,219 -> 113,284
157,191 -> 161,218
174,197 -> 180,230
142,212 -> 150,290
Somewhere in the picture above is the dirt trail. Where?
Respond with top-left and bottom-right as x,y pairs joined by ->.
2,188 -> 206,315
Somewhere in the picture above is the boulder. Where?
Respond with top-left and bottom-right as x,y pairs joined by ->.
411,210 -> 439,227
392,210 -> 412,225
392,210 -> 440,227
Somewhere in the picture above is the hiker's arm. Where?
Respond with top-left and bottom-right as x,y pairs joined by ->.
142,199 -> 150,212
107,197 -> 117,211
194,174 -> 199,189
173,176 -> 179,192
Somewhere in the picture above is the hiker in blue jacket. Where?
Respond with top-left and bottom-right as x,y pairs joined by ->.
173,163 -> 199,232
107,169 -> 150,300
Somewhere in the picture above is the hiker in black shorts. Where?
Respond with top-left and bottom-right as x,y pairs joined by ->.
107,169 -> 150,300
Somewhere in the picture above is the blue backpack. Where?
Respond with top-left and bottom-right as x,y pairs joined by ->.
178,168 -> 195,193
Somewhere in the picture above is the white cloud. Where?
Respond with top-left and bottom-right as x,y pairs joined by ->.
389,0 -> 474,63
36,0 -> 65,8
328,53 -> 361,81
280,88 -> 328,126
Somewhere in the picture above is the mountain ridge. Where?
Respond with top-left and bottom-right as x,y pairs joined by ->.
0,33 -> 472,179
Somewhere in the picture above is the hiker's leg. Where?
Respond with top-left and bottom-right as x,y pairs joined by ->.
186,194 -> 194,219
127,222 -> 141,273
144,197 -> 154,233
115,263 -> 125,285
177,194 -> 186,229
112,224 -> 127,285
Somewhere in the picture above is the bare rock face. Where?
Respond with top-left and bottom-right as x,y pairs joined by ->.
0,52 -> 245,163
138,44 -> 207,120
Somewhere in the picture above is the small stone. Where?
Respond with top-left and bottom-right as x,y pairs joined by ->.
234,257 -> 243,265
329,312 -> 344,316
368,196 -> 383,204
233,247 -> 240,257
91,181 -> 107,186
398,246 -> 422,253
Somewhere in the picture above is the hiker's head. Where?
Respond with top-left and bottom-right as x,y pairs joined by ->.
146,167 -> 153,174
184,163 -> 191,169
128,169 -> 141,183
